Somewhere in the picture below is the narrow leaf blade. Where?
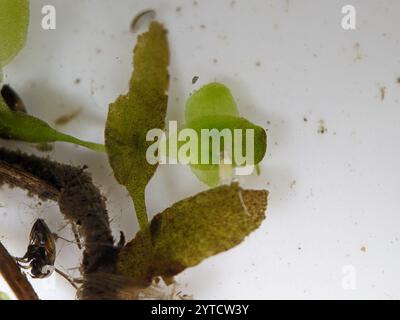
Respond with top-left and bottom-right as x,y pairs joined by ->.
105,22 -> 170,229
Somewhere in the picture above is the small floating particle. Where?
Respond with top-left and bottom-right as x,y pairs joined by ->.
74,78 -> 81,84
380,86 -> 386,101
255,61 -> 261,67
361,246 -> 367,253
35,143 -> 54,153
55,109 -> 82,126
318,120 -> 327,134
192,76 -> 199,84
354,42 -> 363,61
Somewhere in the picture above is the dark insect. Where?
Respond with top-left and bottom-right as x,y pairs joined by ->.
16,219 -> 56,279
0,84 -> 27,113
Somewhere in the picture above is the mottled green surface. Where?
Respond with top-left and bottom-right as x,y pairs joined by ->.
105,22 -> 170,229
0,99 -> 105,152
185,83 -> 267,187
117,183 -> 268,279
0,0 -> 29,80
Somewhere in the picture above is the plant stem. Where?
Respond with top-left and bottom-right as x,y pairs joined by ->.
0,241 -> 39,300
130,188 -> 149,230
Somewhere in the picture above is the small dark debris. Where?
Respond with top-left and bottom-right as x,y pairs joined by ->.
380,86 -> 386,101
318,120 -> 327,134
35,143 -> 54,153
54,109 -> 82,126
192,76 -> 199,84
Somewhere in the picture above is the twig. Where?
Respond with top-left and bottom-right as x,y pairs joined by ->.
0,241 -> 39,300
0,148 -> 119,299
0,160 -> 59,200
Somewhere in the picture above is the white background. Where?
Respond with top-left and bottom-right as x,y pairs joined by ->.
1,0 -> 400,300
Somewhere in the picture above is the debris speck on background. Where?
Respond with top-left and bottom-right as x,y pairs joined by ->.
54,109 -> 82,126
290,180 -> 296,189
285,0 -> 290,13
380,86 -> 386,101
255,61 -> 261,67
361,246 -> 367,253
303,117 -> 308,122
397,77 -> 400,84
354,42 -> 363,61
317,120 -> 327,134
130,9 -> 156,32
74,78 -> 81,84
192,76 -> 199,84
35,142 -> 54,153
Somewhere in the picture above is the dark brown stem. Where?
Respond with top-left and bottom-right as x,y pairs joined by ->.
0,241 -> 39,300
0,148 -> 118,299
0,160 -> 59,200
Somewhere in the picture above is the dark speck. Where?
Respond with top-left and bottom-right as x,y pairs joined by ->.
192,76 -> 199,84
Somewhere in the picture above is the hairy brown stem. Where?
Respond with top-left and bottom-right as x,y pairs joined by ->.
0,160 -> 59,200
0,241 -> 39,300
0,148 -> 119,299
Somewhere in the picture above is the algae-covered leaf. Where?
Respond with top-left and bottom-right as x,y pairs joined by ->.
0,98 -> 105,152
117,183 -> 268,280
184,83 -> 267,187
105,22 -> 169,229
0,0 -> 29,79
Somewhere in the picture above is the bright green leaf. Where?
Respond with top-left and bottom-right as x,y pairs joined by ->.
117,183 -> 268,280
0,0 -> 29,78
185,82 -> 239,123
0,99 -> 105,152
105,22 -> 170,230
185,83 -> 267,187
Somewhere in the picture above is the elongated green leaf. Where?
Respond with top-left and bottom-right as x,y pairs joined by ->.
105,22 -> 170,230
117,183 -> 268,280
0,0 -> 29,80
0,99 -> 105,152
